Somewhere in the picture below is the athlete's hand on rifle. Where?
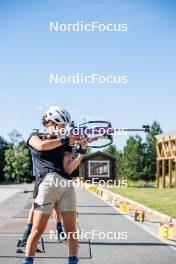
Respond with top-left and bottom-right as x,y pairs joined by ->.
68,135 -> 98,147
72,140 -> 87,155
68,135 -> 81,145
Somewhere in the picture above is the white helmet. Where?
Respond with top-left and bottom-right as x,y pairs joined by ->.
45,106 -> 71,124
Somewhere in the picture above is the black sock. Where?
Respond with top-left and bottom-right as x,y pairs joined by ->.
56,222 -> 62,230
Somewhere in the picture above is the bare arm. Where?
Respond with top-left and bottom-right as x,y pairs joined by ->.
63,152 -> 83,174
28,135 -> 62,151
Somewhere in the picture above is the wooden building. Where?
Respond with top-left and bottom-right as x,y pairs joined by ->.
79,151 -> 116,182
156,130 -> 176,188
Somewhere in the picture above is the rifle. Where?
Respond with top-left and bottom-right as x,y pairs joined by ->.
69,121 -> 150,148
38,121 -> 150,149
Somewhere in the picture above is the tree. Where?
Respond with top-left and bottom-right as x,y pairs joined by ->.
0,136 -> 8,182
104,144 -> 118,156
4,131 -> 33,183
8,129 -> 22,147
116,150 -> 124,180
120,135 -> 145,181
145,120 -> 163,181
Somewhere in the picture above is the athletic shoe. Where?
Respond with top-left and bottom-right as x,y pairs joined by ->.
22,257 -> 33,264
68,256 -> 79,264
17,224 -> 32,247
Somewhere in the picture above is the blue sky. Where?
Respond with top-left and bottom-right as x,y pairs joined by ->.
0,0 -> 176,149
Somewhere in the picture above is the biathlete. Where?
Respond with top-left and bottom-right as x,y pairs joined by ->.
22,105 -> 86,264
18,111 -> 79,246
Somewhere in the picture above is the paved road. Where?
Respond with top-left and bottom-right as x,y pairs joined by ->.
0,185 -> 176,264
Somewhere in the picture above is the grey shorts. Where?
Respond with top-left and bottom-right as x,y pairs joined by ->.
34,172 -> 76,214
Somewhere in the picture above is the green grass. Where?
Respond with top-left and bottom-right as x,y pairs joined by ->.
107,186 -> 176,218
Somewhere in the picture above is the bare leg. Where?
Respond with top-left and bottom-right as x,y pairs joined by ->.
53,202 -> 61,223
61,211 -> 78,256
25,211 -> 50,257
27,207 -> 34,224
